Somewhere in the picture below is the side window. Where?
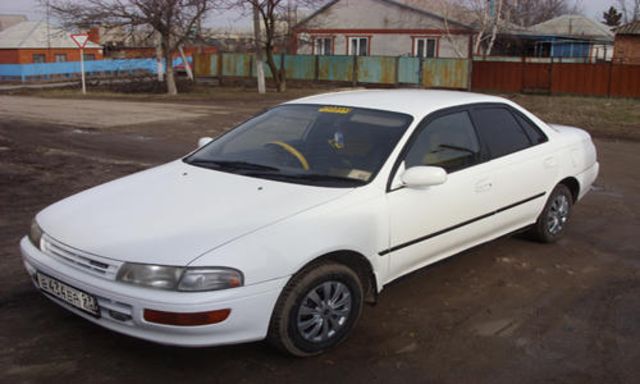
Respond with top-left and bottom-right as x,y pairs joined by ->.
472,107 -> 531,159
404,111 -> 480,173
513,112 -> 548,144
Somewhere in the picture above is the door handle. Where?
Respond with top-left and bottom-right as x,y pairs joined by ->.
475,179 -> 493,192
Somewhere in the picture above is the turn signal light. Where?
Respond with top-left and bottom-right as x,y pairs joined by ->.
143,308 -> 231,326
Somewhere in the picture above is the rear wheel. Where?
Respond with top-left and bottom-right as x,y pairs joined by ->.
528,184 -> 573,243
267,262 -> 363,357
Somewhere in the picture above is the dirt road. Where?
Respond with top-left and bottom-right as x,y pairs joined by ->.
1,95 -> 639,384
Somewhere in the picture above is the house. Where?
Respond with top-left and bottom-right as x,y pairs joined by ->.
85,25 -> 217,59
508,15 -> 613,61
0,21 -> 103,64
293,0 -> 474,58
613,20 -> 640,65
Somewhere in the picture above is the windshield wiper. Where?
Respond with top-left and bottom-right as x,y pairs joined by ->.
264,173 -> 367,186
187,159 -> 281,172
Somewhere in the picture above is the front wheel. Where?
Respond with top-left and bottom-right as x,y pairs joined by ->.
267,262 -> 363,357
528,184 -> 573,243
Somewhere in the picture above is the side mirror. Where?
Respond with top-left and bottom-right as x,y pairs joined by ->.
401,166 -> 447,188
198,137 -> 213,148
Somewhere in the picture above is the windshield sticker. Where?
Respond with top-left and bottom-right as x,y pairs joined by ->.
348,169 -> 372,181
319,106 -> 352,114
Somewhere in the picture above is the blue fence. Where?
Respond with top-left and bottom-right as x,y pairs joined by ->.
0,57 -> 191,82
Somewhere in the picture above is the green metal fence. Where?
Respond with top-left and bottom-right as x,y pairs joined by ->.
194,53 -> 470,90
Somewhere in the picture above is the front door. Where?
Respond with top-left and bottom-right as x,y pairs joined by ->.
385,109 -> 497,280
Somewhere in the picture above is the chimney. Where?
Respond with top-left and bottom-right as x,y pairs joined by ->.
88,27 -> 100,44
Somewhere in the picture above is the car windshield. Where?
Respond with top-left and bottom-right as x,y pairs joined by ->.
185,104 -> 413,187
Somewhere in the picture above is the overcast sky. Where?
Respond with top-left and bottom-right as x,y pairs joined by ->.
0,0 -> 624,30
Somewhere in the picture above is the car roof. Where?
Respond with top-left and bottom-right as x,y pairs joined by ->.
286,89 -> 509,118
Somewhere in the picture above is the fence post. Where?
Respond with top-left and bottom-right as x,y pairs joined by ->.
549,57 -> 554,96
394,56 -> 400,88
607,61 -> 613,98
418,58 -> 424,88
280,53 -> 285,86
314,55 -> 319,82
520,56 -> 526,93
217,54 -> 223,85
352,55 -> 358,87
467,58 -> 472,91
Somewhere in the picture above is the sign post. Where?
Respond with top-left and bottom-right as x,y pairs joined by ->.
70,33 -> 89,95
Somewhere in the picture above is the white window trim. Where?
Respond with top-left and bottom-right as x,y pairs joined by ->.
414,37 -> 438,58
314,36 -> 333,55
348,36 -> 369,56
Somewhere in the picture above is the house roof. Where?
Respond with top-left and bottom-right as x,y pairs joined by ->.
616,20 -> 640,35
0,14 -> 27,32
295,0 -> 473,31
529,15 -> 613,40
0,21 -> 102,49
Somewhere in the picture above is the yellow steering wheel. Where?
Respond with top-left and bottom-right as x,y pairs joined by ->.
265,141 -> 310,171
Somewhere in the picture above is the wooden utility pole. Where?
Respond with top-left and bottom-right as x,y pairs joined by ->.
253,3 -> 266,94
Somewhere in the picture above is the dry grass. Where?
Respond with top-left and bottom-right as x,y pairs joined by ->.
506,94 -> 640,142
7,83 -> 640,141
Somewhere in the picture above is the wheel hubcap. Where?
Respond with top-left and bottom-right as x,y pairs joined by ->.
547,194 -> 570,235
296,281 -> 351,343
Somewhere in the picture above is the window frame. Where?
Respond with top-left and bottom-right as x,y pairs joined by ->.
347,36 -> 370,56
386,105 -> 486,192
313,36 -> 334,56
469,104 -> 548,161
32,54 -> 46,63
54,53 -> 67,63
412,36 -> 439,58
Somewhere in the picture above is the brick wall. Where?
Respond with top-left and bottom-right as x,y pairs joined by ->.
613,35 -> 640,65
0,48 -> 104,64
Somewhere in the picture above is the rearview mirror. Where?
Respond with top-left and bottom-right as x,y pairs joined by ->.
401,166 -> 447,188
198,137 -> 213,147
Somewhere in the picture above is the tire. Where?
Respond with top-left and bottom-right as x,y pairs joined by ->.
267,262 -> 364,357
528,184 -> 573,243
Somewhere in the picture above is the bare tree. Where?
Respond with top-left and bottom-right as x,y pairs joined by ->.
506,0 -> 577,27
618,0 -> 640,23
49,0 -> 215,95
243,0 -> 287,92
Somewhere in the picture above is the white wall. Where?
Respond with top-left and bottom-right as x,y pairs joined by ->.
296,0 -> 472,58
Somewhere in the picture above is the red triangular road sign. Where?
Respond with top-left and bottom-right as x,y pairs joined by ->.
70,33 -> 89,49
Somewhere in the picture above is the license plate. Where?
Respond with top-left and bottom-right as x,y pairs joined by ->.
37,273 -> 100,317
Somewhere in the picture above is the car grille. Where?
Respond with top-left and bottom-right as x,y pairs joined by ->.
41,235 -> 122,280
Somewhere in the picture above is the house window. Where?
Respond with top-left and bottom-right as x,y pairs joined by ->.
314,37 -> 332,55
32,54 -> 46,63
348,37 -> 369,56
414,38 -> 437,58
83,54 -> 96,61
55,54 -> 67,63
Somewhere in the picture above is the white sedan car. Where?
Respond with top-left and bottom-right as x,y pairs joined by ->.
21,90 -> 598,356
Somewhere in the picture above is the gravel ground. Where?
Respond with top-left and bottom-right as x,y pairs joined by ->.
0,94 -> 638,384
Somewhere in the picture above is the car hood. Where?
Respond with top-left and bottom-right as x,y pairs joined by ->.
37,160 -> 351,266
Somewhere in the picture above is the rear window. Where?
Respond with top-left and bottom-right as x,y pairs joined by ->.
472,107 -> 532,159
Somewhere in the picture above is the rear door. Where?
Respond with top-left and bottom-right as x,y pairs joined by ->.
468,104 -> 557,234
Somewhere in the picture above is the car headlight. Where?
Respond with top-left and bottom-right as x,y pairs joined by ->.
116,263 -> 243,292
178,268 -> 243,292
29,220 -> 43,249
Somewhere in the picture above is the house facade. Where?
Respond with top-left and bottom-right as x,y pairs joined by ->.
613,21 -> 640,65
0,21 -> 103,64
293,0 -> 474,58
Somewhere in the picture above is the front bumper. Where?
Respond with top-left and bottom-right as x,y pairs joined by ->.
20,237 -> 288,347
